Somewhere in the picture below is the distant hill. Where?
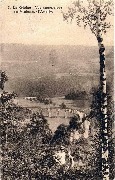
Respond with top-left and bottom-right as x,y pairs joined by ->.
0,44 -> 114,97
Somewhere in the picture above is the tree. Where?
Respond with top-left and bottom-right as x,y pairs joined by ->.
50,124 -> 69,145
63,1 -> 114,179
0,71 -> 8,90
59,102 -> 66,109
89,86 -> 102,119
68,114 -> 81,130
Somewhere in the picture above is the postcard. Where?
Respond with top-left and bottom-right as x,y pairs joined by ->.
0,0 -> 114,179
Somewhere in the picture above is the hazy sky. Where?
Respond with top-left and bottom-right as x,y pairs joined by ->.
0,0 -> 114,46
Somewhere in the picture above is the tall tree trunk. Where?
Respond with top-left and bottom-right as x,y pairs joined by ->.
97,7 -> 109,179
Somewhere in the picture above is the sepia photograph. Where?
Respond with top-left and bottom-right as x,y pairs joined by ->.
0,0 -> 114,179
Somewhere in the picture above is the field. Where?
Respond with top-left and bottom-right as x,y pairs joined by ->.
14,96 -> 91,132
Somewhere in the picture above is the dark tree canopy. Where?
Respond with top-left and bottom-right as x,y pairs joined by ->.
0,71 -> 8,90
69,114 -> 81,130
63,0 -> 113,38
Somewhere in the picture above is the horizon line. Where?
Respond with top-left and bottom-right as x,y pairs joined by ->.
0,43 -> 114,47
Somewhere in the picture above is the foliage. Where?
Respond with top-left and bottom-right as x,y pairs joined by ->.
1,71 -> 113,179
0,91 -> 17,106
0,71 -> 8,90
50,124 -> 69,145
59,102 -> 66,109
1,102 -> 54,179
89,85 -> 114,179
63,0 -> 114,37
51,115 -> 82,145
107,86 -> 114,180
65,89 -> 88,100
1,95 -> 101,179
68,114 -> 81,130
36,95 -> 52,105
89,86 -> 102,119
